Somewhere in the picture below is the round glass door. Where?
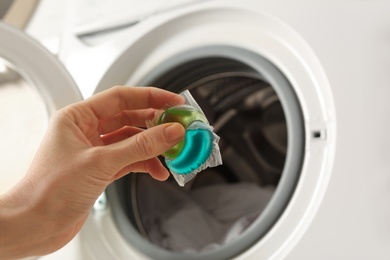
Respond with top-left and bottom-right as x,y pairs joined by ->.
0,22 -> 82,195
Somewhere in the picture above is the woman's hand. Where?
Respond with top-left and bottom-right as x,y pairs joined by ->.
0,86 -> 185,259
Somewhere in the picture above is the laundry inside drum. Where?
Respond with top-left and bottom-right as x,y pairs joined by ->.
115,57 -> 289,253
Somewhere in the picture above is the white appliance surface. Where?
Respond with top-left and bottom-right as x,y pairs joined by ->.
15,0 -> 390,259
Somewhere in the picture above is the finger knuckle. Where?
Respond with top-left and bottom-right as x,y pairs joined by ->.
134,133 -> 155,159
85,147 -> 105,166
111,85 -> 123,91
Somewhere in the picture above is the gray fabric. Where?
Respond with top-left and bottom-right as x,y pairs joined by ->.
135,175 -> 273,252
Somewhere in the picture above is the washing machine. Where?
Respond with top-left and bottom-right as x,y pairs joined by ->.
2,0 -> 390,259
56,1 -> 390,259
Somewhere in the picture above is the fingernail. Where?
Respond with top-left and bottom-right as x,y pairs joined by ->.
164,123 -> 184,143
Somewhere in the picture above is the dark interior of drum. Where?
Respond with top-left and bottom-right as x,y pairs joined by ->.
118,57 -> 288,252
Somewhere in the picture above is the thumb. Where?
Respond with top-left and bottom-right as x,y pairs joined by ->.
106,123 -> 185,169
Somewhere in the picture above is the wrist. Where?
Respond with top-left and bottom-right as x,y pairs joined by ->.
0,179 -> 45,259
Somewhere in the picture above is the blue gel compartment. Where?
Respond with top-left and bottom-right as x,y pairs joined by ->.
165,122 -> 213,175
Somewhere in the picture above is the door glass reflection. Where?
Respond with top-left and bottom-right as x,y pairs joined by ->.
0,57 -> 48,194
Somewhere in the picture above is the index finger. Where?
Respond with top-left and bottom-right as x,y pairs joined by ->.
85,86 -> 184,119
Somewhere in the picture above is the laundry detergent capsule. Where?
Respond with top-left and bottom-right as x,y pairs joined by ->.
158,105 -> 208,159
157,102 -> 222,186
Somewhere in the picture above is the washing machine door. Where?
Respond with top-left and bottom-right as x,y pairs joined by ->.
0,22 -> 82,194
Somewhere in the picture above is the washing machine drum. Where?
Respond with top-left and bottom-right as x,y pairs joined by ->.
107,53 -> 305,258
